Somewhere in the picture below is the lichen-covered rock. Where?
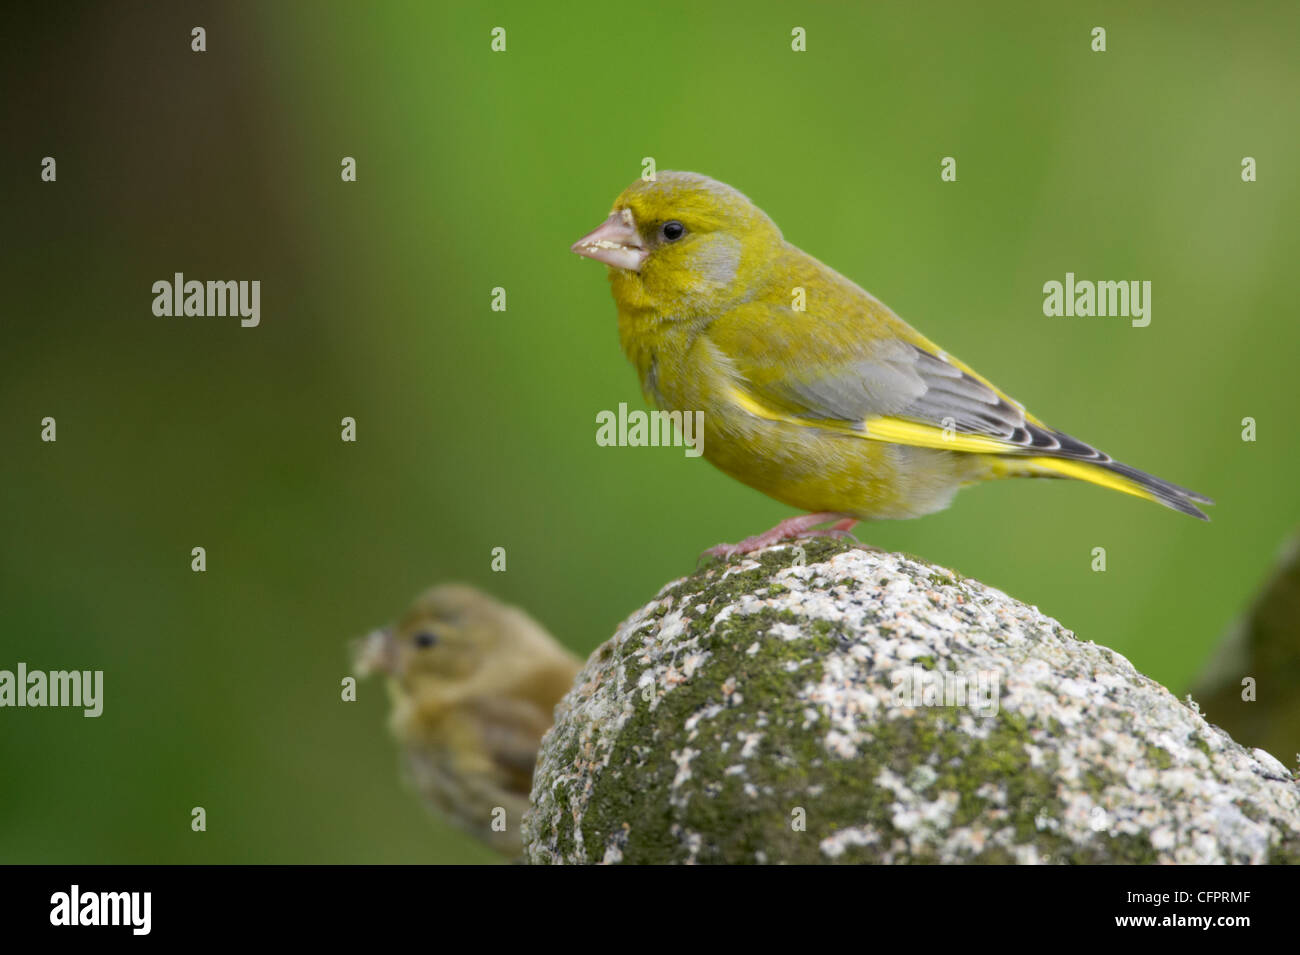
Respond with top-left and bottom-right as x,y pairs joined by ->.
524,539 -> 1300,864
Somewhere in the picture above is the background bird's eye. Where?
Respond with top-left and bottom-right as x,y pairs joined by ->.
414,632 -> 437,648
661,221 -> 686,242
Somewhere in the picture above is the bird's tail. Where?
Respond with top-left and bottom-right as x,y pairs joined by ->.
989,445 -> 1214,521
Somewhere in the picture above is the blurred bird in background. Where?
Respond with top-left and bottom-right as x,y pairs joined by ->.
572,172 -> 1213,557
354,583 -> 582,857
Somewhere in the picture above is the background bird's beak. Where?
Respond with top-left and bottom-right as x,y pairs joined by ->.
353,627 -> 396,677
570,209 -> 647,271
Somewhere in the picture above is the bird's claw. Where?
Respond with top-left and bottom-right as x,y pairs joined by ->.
699,515 -> 861,563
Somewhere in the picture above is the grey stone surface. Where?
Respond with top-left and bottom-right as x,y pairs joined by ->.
524,539 -> 1300,864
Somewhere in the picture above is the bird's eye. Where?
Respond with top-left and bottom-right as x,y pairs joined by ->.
414,632 -> 438,649
661,221 -> 686,242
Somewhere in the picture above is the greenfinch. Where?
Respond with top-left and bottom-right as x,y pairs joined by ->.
572,171 -> 1213,556
354,584 -> 581,857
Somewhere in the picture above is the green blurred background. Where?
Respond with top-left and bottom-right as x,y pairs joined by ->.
2,1 -> 1297,863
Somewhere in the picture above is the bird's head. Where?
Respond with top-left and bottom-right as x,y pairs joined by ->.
571,171 -> 782,317
354,583 -> 573,704
354,583 -> 512,691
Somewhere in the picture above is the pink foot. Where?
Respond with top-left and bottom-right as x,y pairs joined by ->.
701,513 -> 860,560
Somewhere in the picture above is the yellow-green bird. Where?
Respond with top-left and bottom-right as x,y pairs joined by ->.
572,171 -> 1212,557
354,584 -> 581,857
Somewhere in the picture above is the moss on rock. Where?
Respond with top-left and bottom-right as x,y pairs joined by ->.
524,540 -> 1300,864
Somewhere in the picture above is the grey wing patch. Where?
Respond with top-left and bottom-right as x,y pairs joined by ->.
779,342 -> 1105,457
906,348 -> 1117,457
904,348 -> 1028,439
777,341 -> 1027,438
778,341 -> 928,425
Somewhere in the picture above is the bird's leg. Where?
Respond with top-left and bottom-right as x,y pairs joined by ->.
701,512 -> 860,560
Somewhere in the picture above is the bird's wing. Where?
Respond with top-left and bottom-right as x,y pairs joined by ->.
458,696 -> 553,797
704,294 -> 1212,515
705,295 -> 1071,456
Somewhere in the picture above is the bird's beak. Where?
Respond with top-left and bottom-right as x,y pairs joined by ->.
570,208 -> 648,272
353,627 -> 396,677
